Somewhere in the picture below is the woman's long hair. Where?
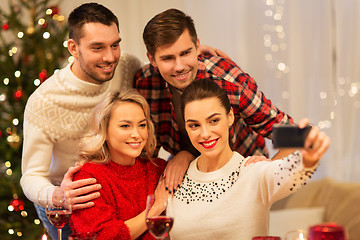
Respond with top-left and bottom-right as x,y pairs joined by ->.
78,89 -> 156,164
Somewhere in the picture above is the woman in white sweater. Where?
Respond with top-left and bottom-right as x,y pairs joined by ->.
167,79 -> 330,239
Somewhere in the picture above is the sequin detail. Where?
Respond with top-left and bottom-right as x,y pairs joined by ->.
174,160 -> 243,204
273,151 -> 315,191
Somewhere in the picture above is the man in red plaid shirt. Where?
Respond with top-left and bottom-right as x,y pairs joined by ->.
134,8 -> 294,192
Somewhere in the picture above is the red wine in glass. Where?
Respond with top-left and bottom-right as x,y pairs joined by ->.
46,209 -> 71,228
46,188 -> 72,240
146,216 -> 174,239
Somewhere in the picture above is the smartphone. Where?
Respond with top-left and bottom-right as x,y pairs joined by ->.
272,124 -> 312,148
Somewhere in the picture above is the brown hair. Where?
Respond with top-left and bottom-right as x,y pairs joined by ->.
68,3 -> 119,43
181,79 -> 231,119
143,8 -> 198,57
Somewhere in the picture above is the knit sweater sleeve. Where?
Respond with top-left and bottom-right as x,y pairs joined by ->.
248,151 -> 318,206
20,121 -> 57,207
70,169 -> 132,240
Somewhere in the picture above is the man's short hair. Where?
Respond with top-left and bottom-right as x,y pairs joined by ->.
68,3 -> 119,42
143,8 -> 198,57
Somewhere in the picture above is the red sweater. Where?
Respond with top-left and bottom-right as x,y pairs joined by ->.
70,157 -> 166,240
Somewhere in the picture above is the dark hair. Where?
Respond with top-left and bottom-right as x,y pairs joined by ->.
181,79 -> 231,120
143,8 -> 198,57
68,3 -> 119,42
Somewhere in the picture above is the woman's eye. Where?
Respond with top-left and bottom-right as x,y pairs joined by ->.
188,123 -> 199,129
210,118 -> 220,124
120,124 -> 130,128
139,123 -> 147,128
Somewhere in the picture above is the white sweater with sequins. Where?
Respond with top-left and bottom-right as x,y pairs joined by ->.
168,151 -> 317,240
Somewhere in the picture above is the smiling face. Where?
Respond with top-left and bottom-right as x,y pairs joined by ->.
68,22 -> 121,84
106,101 -> 148,165
184,97 -> 234,163
147,29 -> 200,91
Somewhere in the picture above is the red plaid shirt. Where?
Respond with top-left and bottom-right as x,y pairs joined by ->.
134,55 -> 293,157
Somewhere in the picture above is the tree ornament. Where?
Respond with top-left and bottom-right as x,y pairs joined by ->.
2,23 -> 9,30
14,89 -> 23,100
39,69 -> 48,82
9,198 -> 25,211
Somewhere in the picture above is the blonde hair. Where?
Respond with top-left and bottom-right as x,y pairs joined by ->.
78,89 -> 156,164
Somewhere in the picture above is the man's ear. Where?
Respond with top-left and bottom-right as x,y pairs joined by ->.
147,52 -> 157,67
67,39 -> 79,58
196,38 -> 201,55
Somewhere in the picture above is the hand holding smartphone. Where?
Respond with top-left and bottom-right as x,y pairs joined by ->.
272,124 -> 312,148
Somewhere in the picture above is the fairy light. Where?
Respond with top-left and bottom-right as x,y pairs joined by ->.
38,18 -> 46,25
21,211 -> 28,217
0,93 -> 6,101
13,118 -> 19,126
43,32 -> 50,39
34,219 -> 41,225
14,70 -> 21,78
58,15 -> 65,22
46,8 -> 53,15
34,79 -> 41,86
3,78 -> 10,85
5,161 -> 11,168
6,169 -> 13,176
17,31 -> 24,38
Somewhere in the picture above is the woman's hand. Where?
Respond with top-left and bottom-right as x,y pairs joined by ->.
244,155 -> 271,166
152,177 -> 170,216
299,118 -> 330,167
162,151 -> 194,194
198,45 -> 230,59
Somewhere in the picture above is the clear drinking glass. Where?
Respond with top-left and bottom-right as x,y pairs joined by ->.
45,188 -> 72,240
145,194 -> 174,239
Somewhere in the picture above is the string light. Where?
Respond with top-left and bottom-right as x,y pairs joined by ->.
43,32 -> 50,39
14,70 -> 21,78
38,18 -> 46,26
13,118 -> 19,126
17,31 -> 24,38
34,78 -> 41,86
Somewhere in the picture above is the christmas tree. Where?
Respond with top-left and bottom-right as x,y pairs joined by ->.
0,0 -> 69,239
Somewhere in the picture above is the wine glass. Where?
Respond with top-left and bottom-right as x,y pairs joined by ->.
45,188 -> 72,240
145,194 -> 174,239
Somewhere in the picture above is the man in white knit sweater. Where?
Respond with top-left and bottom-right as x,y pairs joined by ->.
20,3 -> 124,239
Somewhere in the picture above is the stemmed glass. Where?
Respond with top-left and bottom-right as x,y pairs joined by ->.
45,188 -> 72,240
145,194 -> 174,239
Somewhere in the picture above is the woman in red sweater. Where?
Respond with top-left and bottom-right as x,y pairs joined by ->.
70,89 -> 169,239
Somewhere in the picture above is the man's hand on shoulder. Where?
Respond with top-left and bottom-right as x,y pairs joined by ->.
60,163 -> 102,211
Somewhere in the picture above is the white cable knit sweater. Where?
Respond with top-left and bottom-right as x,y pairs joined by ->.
20,54 -> 141,206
